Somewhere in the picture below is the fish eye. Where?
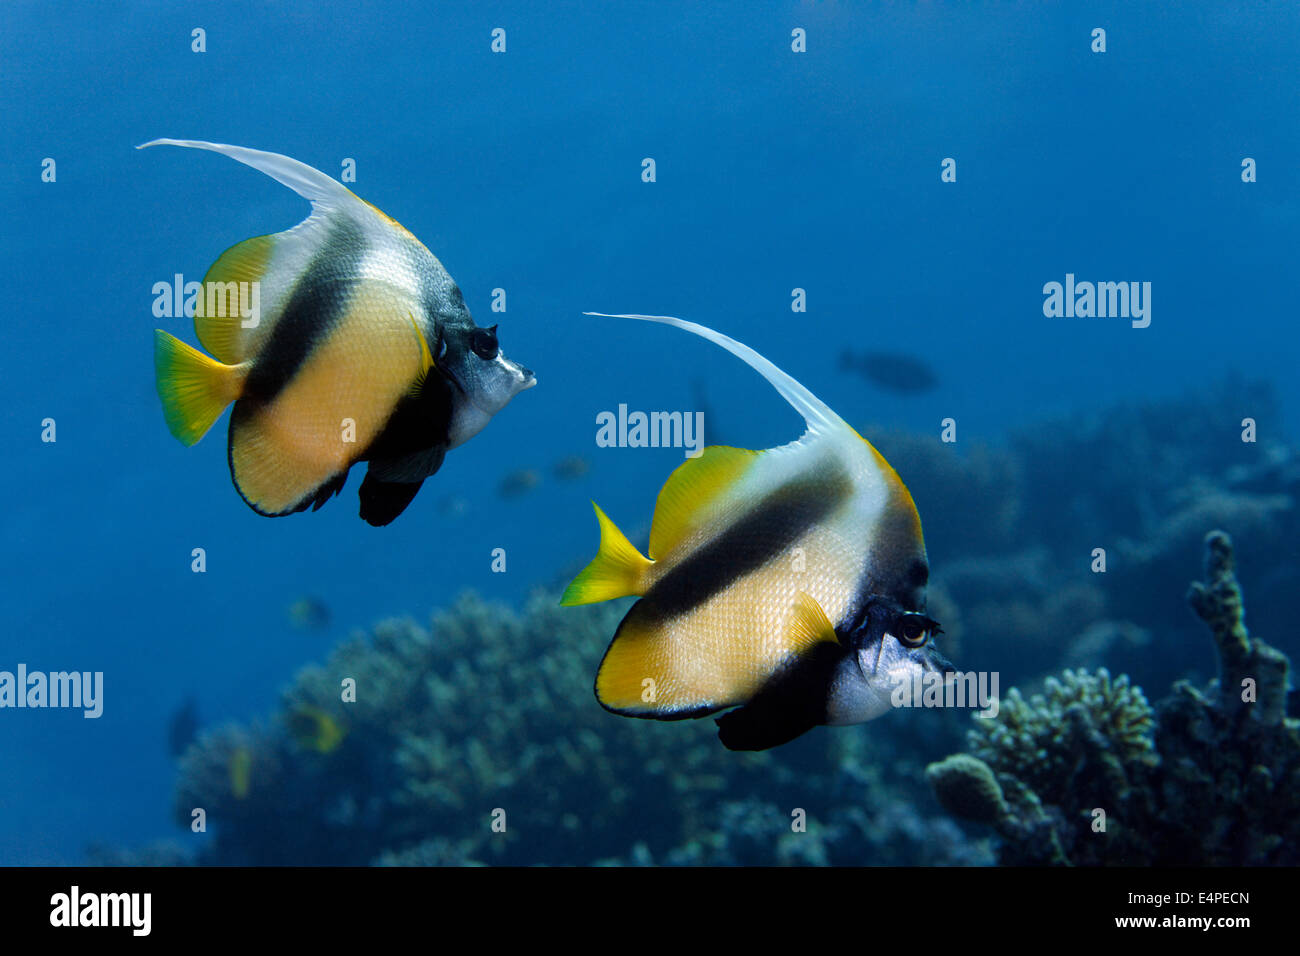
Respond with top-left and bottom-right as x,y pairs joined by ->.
470,326 -> 499,361
896,613 -> 935,648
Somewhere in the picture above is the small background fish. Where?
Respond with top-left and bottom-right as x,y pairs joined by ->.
840,349 -> 938,394
228,747 -> 253,800
552,455 -> 591,481
166,696 -> 200,759
285,705 -> 346,754
498,468 -> 542,498
287,597 -> 331,631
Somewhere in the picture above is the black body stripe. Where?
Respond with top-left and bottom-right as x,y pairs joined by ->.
241,218 -> 366,406
714,642 -> 843,750
642,469 -> 852,619
362,367 -> 455,462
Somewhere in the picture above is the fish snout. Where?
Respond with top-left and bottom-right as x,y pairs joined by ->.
922,644 -> 957,678
502,354 -> 536,394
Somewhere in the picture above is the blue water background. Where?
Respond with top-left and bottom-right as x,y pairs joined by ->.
1,1 -> 1297,862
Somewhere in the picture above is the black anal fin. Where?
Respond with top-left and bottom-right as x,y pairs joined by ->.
715,642 -> 843,751
359,473 -> 425,527
357,444 -> 446,526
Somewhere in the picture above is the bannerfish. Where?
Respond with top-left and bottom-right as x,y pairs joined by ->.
840,348 -> 937,394
563,313 -> 950,751
143,139 -> 536,526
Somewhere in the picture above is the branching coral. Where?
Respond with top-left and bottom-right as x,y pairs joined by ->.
927,531 -> 1299,865
172,591 -> 978,865
1187,530 -> 1290,725
967,669 -> 1156,807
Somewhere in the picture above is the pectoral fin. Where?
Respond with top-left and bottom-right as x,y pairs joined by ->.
787,591 -> 841,652
406,312 -> 437,398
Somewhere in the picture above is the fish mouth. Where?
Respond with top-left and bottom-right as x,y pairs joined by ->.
922,645 -> 958,678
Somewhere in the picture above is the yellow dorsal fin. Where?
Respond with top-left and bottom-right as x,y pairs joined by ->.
786,592 -> 841,654
154,330 -> 249,446
560,503 -> 653,606
648,445 -> 758,559
406,313 -> 436,398
197,234 -> 276,363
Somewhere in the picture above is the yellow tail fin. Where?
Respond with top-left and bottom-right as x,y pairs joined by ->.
154,330 -> 246,446
561,502 -> 653,605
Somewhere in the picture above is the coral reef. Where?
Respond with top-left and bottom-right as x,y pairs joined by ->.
90,377 -> 1297,867
967,669 -> 1156,808
925,754 -> 1008,825
172,592 -> 979,866
927,531 -> 1300,865
1187,531 -> 1291,726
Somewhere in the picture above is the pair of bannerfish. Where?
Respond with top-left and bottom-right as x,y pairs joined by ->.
147,140 -> 951,751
